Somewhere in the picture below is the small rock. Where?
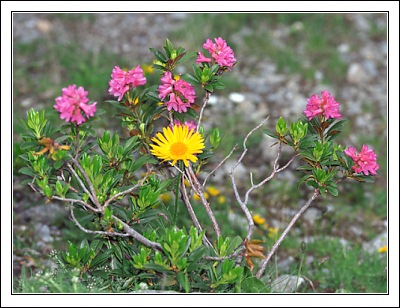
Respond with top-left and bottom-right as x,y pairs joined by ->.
277,256 -> 294,270
271,274 -> 305,293
300,236 -> 350,248
363,231 -> 387,254
229,92 -> 245,104
347,63 -> 370,84
35,224 -> 53,243
221,160 -> 248,181
302,207 -> 322,224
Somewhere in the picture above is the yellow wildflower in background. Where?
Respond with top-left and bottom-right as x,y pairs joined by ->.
150,125 -> 205,167
252,214 -> 268,229
141,63 -> 154,75
184,179 -> 190,187
378,245 -> 387,253
193,192 -> 209,201
159,193 -> 171,203
206,186 -> 220,197
217,195 -> 226,204
268,227 -> 279,239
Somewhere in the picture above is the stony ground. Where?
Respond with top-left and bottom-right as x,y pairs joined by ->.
12,13 -> 387,289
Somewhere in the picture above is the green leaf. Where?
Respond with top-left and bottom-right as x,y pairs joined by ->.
263,128 -> 279,139
192,64 -> 203,79
20,141 -> 39,150
142,263 -> 171,273
276,117 -> 288,136
241,277 -> 269,293
204,84 -> 214,92
163,38 -> 174,58
180,73 -> 200,85
177,272 -> 190,293
103,206 -> 113,221
175,51 -> 197,66
112,244 -> 123,262
123,136 -> 139,154
327,185 -> 339,196
187,246 -> 207,272
18,167 -> 35,177
152,63 -> 168,72
306,180 -> 319,189
226,236 -> 243,255
90,250 -> 113,269
130,155 -> 157,172
149,47 -> 167,62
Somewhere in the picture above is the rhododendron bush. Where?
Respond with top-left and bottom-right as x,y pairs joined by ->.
18,37 -> 379,293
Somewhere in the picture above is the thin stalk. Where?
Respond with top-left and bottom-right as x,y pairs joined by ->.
172,162 -> 183,226
256,190 -> 319,279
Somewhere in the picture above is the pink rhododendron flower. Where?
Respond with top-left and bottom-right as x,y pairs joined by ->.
170,119 -> 197,131
108,65 -> 146,101
344,145 -> 379,175
158,72 -> 196,113
195,51 -> 212,64
54,84 -> 97,125
304,90 -> 342,120
197,37 -> 236,69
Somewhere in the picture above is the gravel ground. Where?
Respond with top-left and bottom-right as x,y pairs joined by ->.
12,13 -> 388,281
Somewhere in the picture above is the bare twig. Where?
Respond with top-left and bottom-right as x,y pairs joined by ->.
66,162 -> 92,201
168,110 -> 174,127
112,215 -> 163,251
70,157 -> 101,209
229,117 -> 298,246
196,91 -> 210,132
187,165 -> 221,237
229,117 -> 269,242
255,190 -> 320,279
242,144 -> 297,207
202,144 -> 238,186
180,176 -> 215,250
103,175 -> 149,209
202,246 -> 243,261
233,117 -> 269,171
70,205 -> 128,237
52,195 -> 100,213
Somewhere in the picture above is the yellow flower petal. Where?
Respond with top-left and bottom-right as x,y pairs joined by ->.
150,125 -> 204,167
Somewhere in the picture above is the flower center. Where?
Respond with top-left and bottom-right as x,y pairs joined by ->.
170,142 -> 188,156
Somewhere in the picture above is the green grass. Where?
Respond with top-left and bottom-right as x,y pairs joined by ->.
300,239 -> 387,293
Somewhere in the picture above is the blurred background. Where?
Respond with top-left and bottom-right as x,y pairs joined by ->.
12,13 -> 387,292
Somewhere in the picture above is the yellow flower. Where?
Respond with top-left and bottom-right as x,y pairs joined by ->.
252,214 -> 267,227
150,125 -> 205,167
184,179 -> 190,187
378,245 -> 387,253
159,193 -> 171,203
141,63 -> 154,75
206,186 -> 220,197
268,227 -> 279,239
217,195 -> 226,204
193,192 -> 209,201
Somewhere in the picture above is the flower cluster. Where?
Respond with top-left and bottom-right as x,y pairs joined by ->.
196,37 -> 236,69
54,84 -> 97,125
108,65 -> 146,101
158,72 -> 196,113
304,90 -> 341,120
344,144 -> 379,175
